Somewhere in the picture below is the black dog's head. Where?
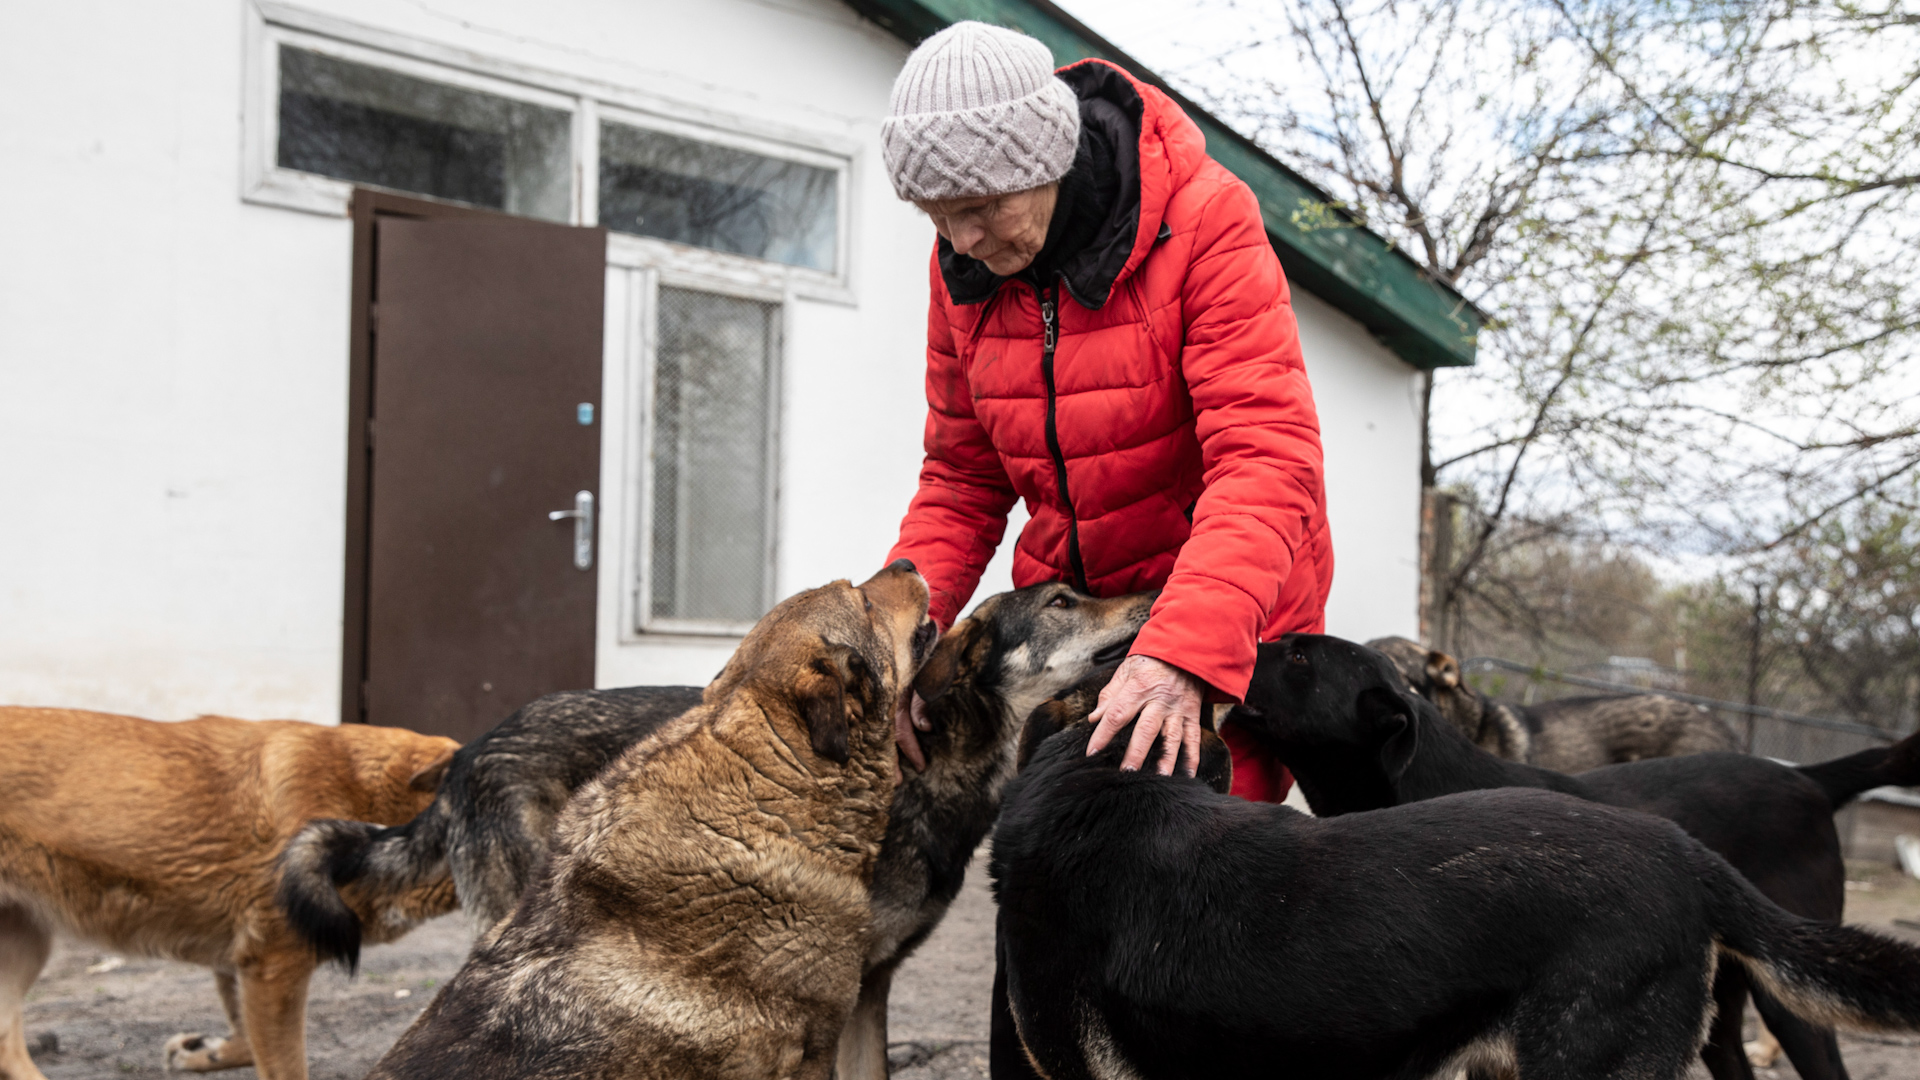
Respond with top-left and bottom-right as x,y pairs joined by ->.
1015,671 -> 1234,795
1226,634 -> 1429,815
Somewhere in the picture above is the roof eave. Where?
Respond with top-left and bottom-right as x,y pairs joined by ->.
843,0 -> 1481,370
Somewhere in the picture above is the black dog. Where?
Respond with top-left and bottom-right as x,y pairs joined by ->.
1232,633 -> 1920,1080
990,710 -> 1920,1080
281,685 -> 705,940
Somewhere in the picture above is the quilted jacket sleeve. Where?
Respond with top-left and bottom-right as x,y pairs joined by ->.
887,256 -> 1020,628
1127,177 -> 1326,700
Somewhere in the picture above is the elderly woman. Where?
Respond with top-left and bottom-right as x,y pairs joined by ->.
882,22 -> 1331,802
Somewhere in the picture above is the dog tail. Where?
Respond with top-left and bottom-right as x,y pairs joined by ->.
277,802 -> 452,972
1795,728 -> 1920,811
1704,845 -> 1920,1033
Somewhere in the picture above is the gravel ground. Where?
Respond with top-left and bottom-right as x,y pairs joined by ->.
19,853 -> 1920,1078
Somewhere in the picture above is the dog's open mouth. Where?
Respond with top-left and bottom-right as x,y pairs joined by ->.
911,617 -> 938,665
1091,634 -> 1138,667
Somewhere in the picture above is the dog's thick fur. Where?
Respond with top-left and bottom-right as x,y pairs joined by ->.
989,709 -> 1920,1080
0,708 -> 456,1080
839,584 -> 1150,1080
280,582 -> 1151,1080
1239,634 -> 1920,1080
1369,635 -> 1738,770
365,565 -> 932,1080
279,685 -> 707,952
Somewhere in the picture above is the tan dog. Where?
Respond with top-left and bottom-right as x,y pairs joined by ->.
0,708 -> 457,1080
368,562 -> 936,1080
1368,636 -> 1736,772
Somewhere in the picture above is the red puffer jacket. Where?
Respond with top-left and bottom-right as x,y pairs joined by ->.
888,61 -> 1331,727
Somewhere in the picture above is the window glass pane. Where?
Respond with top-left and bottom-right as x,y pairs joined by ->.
649,287 -> 776,625
277,46 -> 571,222
601,122 -> 836,271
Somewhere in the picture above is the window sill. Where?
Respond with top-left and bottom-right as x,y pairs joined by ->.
605,233 -> 855,306
619,626 -> 753,646
245,168 -> 354,218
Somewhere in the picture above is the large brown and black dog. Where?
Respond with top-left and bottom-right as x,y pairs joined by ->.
367,562 -> 937,1080
0,708 -> 457,1080
1369,636 -> 1736,771
280,582 -> 1152,1080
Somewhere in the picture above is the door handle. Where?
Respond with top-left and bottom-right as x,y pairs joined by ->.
548,490 -> 595,570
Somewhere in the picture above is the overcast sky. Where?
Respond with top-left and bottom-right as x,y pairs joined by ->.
1053,1 -> 1263,105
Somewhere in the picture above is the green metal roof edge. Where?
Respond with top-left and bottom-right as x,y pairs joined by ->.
843,0 -> 1481,370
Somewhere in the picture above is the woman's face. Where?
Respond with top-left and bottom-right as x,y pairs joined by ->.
915,184 -> 1059,276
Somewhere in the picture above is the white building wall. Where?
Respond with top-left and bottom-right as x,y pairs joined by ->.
1293,290 -> 1425,643
0,0 -> 1422,721
1,1 -> 359,723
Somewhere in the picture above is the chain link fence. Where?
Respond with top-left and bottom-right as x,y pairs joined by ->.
1458,656 -> 1898,764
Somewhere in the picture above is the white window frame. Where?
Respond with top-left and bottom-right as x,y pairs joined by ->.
595,105 -> 853,298
242,2 -> 860,301
245,2 -> 857,637
615,267 -> 787,640
243,11 -> 585,221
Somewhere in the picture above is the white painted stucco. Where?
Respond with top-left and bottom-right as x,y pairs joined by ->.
0,0 -> 1422,723
1293,289 -> 1425,643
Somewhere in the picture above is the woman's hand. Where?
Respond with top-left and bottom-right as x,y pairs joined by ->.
1086,655 -> 1205,776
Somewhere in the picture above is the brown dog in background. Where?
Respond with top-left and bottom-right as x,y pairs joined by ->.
368,562 -> 937,1080
0,707 -> 457,1080
1368,636 -> 1736,771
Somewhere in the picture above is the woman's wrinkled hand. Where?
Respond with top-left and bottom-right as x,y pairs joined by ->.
1085,654 -> 1205,777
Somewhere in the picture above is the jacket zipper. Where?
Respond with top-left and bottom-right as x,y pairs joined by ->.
1038,283 -> 1091,594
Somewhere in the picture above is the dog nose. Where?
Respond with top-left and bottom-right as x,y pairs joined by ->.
886,558 -> 916,575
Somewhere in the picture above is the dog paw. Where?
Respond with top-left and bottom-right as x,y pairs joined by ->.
1743,1037 -> 1782,1069
164,1033 -> 248,1072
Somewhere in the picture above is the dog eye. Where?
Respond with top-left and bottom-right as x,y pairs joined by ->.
1046,594 -> 1074,609
1288,650 -> 1309,665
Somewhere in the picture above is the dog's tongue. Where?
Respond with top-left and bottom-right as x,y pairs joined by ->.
895,698 -> 927,774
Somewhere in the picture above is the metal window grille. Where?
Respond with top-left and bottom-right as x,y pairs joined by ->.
644,285 -> 778,629
1459,656 -> 1900,762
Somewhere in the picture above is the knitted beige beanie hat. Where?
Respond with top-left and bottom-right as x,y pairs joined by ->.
882,21 -> 1082,202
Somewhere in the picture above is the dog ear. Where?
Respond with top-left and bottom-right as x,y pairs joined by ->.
1195,728 -> 1234,794
1016,697 -> 1075,771
1358,686 -> 1420,780
800,643 -> 865,766
408,746 -> 456,793
912,618 -> 979,704
1424,649 -> 1462,691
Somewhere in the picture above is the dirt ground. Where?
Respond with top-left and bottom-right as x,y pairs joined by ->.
18,857 -> 1001,1080
19,855 -> 1920,1079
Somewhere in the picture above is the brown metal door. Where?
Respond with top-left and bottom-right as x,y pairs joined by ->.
361,214 -> 606,741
